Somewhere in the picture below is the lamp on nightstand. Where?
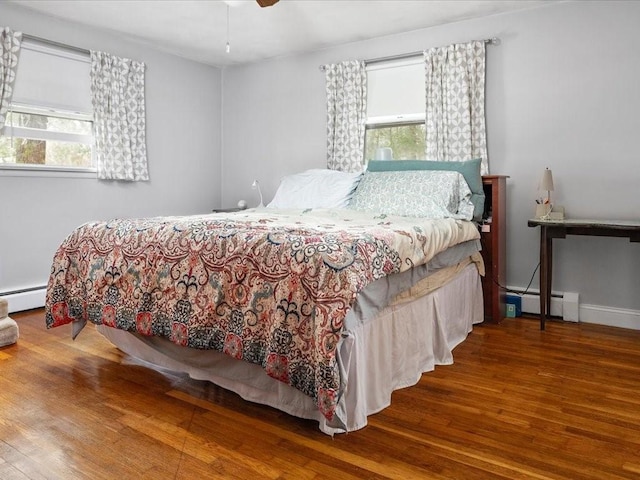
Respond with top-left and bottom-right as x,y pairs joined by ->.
540,168 -> 554,204
252,180 -> 264,208
536,168 -> 564,220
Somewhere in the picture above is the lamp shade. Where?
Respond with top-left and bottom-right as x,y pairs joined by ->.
540,168 -> 554,192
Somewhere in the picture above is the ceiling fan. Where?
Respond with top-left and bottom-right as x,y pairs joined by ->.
256,0 -> 279,7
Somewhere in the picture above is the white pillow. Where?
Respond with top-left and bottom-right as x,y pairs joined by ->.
267,169 -> 363,209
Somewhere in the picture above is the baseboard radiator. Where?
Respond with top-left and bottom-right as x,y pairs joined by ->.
507,288 -> 580,322
507,286 -> 640,331
0,286 -> 47,314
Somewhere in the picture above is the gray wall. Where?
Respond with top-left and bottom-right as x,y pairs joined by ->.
2,1 -> 639,318
0,3 -> 223,292
222,1 -> 640,312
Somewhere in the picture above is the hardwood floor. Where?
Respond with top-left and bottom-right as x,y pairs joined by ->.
2,310 -> 640,479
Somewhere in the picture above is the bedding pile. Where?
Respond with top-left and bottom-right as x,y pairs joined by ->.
45,208 -> 478,425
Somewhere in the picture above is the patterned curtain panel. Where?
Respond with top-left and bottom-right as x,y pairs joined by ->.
0,27 -> 22,130
90,51 -> 149,181
424,41 -> 488,175
324,60 -> 367,173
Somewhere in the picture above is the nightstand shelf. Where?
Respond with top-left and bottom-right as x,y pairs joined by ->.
480,175 -> 508,322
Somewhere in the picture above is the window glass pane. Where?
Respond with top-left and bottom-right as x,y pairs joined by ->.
6,111 -> 92,135
43,140 -> 92,167
364,124 -> 426,162
0,137 -> 16,164
0,136 -> 91,167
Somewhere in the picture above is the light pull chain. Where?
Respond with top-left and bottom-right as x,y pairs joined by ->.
225,5 -> 230,54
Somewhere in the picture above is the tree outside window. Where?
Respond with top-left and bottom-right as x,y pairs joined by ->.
364,123 -> 426,162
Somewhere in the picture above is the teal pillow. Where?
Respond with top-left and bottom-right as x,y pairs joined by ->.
367,159 -> 485,221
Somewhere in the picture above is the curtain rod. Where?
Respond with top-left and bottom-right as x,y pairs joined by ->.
21,33 -> 90,56
319,37 -> 500,71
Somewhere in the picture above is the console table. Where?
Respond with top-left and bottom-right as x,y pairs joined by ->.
527,219 -> 640,330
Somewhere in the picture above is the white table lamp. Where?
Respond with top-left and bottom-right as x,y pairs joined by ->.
540,168 -> 554,204
252,180 -> 264,208
536,168 -> 564,220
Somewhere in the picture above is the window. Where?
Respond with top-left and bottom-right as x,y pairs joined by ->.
0,39 -> 94,171
364,58 -> 426,162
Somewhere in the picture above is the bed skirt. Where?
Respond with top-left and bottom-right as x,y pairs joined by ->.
96,263 -> 483,435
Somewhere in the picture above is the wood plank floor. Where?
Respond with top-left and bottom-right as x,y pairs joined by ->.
2,310 -> 640,479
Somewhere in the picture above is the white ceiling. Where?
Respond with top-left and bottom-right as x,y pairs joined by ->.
10,0 -> 552,67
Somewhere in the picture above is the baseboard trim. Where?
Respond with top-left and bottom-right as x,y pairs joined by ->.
580,304 -> 640,331
0,287 -> 46,314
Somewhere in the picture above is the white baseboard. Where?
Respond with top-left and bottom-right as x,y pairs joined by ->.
0,287 -> 46,314
580,304 -> 640,331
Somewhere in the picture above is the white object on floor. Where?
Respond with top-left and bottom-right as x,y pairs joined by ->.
0,316 -> 19,347
0,298 -> 8,319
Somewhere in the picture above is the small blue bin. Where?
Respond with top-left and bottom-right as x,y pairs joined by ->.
505,294 -> 522,317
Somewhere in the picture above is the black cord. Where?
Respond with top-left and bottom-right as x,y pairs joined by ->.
491,262 -> 540,296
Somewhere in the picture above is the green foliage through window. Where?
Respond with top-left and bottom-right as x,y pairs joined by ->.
364,123 -> 426,162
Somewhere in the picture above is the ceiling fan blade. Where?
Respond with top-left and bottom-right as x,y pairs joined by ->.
256,0 -> 279,7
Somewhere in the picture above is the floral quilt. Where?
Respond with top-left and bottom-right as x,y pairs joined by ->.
45,208 -> 479,423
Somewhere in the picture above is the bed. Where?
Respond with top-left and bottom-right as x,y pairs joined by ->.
45,165 -> 486,435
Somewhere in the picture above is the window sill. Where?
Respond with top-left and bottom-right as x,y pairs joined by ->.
0,164 -> 97,179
